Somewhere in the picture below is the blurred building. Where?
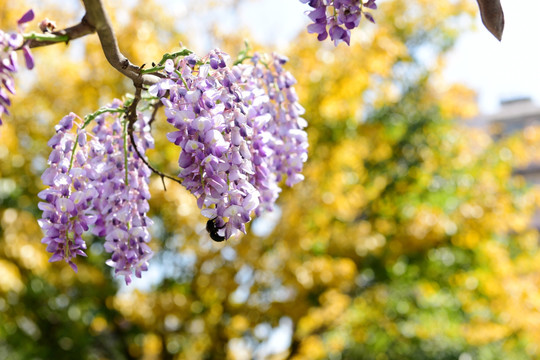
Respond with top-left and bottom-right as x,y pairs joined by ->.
472,97 -> 540,229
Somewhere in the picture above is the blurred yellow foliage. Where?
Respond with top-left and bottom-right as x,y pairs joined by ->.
0,0 -> 539,359
0,259 -> 23,293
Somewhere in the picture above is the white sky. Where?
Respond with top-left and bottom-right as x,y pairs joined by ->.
444,0 -> 540,114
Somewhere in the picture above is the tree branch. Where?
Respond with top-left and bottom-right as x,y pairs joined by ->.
476,0 -> 504,41
148,100 -> 163,126
27,16 -> 95,48
81,0 -> 160,86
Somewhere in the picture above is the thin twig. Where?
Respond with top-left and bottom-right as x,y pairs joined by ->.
126,86 -> 183,191
27,15 -> 95,48
149,101 -> 163,126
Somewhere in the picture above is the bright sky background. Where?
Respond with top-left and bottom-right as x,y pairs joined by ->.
445,0 -> 540,114
222,0 -> 540,115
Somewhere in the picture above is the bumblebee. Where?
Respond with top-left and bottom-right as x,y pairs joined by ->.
206,218 -> 226,242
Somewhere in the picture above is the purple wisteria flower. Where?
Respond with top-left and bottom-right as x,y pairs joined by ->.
38,113 -> 95,272
89,103 -> 154,285
300,0 -> 377,46
235,53 -> 308,214
152,49 -> 308,241
153,49 -> 260,240
16,9 -> 35,70
0,9 -> 35,125
39,101 -> 154,285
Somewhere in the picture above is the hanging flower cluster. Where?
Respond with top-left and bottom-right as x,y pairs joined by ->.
0,9 -> 35,125
36,48 -> 307,280
235,53 -> 308,214
38,101 -> 154,284
151,49 -> 308,241
0,4 -> 324,283
38,113 -> 94,272
300,0 -> 377,46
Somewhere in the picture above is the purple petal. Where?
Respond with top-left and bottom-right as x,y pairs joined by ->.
364,0 -> 377,10
364,12 -> 375,23
307,22 -> 327,35
308,6 -> 327,22
164,59 -> 175,73
41,167 -> 57,186
56,197 -> 75,213
68,261 -> 78,272
0,89 -> 11,107
24,47 -> 34,68
49,252 -> 64,262
77,130 -> 87,146
3,77 -> 16,94
17,9 -> 35,25
59,114 -> 75,130
74,249 -> 87,257
7,34 -> 23,49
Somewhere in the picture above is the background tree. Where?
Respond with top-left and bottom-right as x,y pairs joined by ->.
0,0 -> 539,359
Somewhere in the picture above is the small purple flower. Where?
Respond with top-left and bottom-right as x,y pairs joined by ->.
22,46 -> 34,70
329,23 -> 351,46
38,114 -> 94,271
88,106 -> 154,285
17,10 -> 35,69
0,9 -> 36,125
364,0 -> 377,10
17,9 -> 35,25
299,0 -> 377,46
39,102 -> 155,284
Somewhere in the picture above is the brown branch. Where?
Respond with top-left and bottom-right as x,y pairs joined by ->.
126,86 -> 183,191
27,16 -> 95,48
20,0 -> 160,86
24,1 -> 173,185
476,0 -> 504,41
149,100 -> 163,126
81,0 -> 160,86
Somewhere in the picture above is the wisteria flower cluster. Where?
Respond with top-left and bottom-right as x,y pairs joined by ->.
38,101 -> 154,284
0,9 -> 35,125
36,48 -> 307,281
151,49 -> 308,241
300,0 -> 377,46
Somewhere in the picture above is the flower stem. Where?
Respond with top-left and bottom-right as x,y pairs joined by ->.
68,107 -> 126,172
157,49 -> 192,65
123,117 -> 130,186
24,32 -> 69,43
141,65 -> 165,74
175,70 -> 189,88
